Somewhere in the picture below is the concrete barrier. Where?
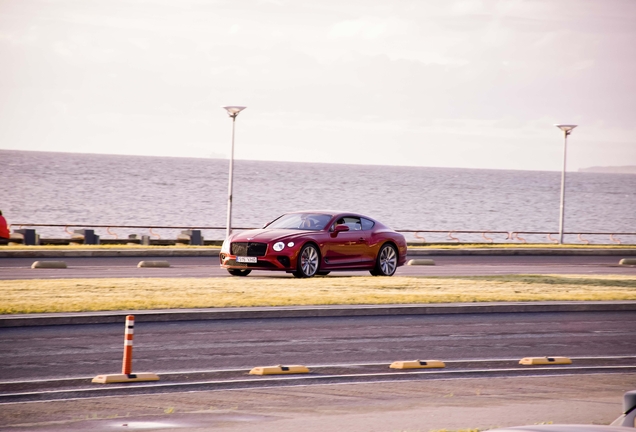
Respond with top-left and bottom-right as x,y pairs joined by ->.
31,261 -> 67,269
619,258 -> 636,266
177,230 -> 203,246
137,260 -> 170,268
407,259 -> 435,266
72,229 -> 100,245
12,229 -> 39,246
126,234 -> 141,245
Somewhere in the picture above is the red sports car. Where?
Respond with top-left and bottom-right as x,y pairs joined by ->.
220,211 -> 408,278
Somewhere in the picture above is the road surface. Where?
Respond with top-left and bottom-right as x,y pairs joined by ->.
2,310 -> 634,382
0,255 -> 633,279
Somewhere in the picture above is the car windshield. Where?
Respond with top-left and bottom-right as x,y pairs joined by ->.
266,213 -> 332,231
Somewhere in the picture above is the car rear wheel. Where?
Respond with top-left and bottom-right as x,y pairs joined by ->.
227,269 -> 252,277
292,244 -> 320,278
372,243 -> 397,276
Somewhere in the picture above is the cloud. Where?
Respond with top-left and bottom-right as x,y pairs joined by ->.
0,0 -> 635,170
329,17 -> 388,39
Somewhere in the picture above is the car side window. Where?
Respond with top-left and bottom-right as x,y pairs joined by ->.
333,216 -> 362,231
360,218 -> 375,231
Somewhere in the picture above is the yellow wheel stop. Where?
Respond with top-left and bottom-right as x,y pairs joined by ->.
92,373 -> 160,383
249,364 -> 310,375
519,356 -> 572,365
390,360 -> 446,369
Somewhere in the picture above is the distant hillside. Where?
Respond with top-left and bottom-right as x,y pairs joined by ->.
579,166 -> 636,174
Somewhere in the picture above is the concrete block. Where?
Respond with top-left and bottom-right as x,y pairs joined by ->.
127,234 -> 140,245
73,229 -> 100,245
13,229 -> 39,245
137,260 -> 170,268
177,230 -> 204,246
619,258 -> 636,266
32,261 -> 67,269
407,259 -> 435,266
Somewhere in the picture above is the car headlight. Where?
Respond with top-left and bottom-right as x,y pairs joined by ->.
273,241 -> 285,252
221,239 -> 230,254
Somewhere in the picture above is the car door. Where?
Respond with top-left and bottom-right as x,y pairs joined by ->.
358,217 -> 377,263
322,216 -> 371,267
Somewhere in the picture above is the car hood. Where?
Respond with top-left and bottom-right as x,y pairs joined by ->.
230,229 -> 316,243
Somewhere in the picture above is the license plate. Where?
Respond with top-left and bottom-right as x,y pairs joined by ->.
236,256 -> 257,263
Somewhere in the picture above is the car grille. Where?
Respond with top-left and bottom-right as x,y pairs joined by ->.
231,242 -> 268,257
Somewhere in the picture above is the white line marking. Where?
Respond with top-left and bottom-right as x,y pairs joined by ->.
2,365 -> 635,401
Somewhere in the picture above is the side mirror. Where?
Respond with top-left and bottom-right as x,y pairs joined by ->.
332,224 -> 349,235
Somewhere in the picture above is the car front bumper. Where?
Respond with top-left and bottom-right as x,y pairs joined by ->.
219,251 -> 299,271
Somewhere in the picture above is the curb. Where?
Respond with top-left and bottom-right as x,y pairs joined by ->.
1,247 -> 636,258
2,301 -> 635,328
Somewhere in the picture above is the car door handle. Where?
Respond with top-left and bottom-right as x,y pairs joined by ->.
358,238 -> 367,242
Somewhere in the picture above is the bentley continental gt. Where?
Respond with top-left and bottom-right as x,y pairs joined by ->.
220,211 -> 407,278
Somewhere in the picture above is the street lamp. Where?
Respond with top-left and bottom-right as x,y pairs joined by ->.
555,124 -> 577,244
222,106 -> 247,239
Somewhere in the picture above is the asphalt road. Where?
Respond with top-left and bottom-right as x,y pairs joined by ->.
2,311 -> 635,382
0,255 -> 634,279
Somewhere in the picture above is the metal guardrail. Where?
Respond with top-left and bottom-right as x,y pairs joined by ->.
9,224 -> 252,240
8,223 -> 636,244
394,229 -> 635,245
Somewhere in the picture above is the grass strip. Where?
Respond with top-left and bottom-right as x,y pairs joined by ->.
1,275 -> 635,314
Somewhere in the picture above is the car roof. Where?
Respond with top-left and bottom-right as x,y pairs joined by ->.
286,210 -> 371,218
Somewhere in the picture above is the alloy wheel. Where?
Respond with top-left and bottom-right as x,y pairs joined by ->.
379,244 -> 397,276
299,245 -> 319,277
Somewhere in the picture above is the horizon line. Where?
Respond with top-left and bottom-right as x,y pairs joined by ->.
0,147 -> 628,174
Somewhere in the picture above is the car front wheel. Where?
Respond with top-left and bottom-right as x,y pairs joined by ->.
372,243 -> 397,276
293,244 -> 320,278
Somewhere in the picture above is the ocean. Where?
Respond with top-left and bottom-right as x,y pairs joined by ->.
1,150 -> 635,243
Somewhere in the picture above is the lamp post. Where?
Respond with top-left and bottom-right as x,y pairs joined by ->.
222,106 -> 246,239
555,124 -> 577,244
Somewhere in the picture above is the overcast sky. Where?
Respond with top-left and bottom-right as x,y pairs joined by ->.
1,0 -> 635,171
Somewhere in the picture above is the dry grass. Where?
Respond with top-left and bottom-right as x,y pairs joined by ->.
1,274 -> 634,314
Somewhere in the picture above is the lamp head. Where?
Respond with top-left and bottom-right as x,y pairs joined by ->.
222,106 -> 247,118
555,124 -> 577,136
